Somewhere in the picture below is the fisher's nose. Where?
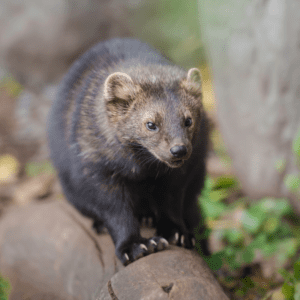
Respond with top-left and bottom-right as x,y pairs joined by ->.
170,145 -> 187,158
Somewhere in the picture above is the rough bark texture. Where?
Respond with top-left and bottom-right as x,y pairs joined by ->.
199,1 -> 300,209
0,200 -> 229,300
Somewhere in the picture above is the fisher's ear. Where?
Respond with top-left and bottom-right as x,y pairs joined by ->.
182,68 -> 202,97
104,72 -> 137,113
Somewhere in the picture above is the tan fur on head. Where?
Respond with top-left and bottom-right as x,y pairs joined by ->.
181,68 -> 202,96
104,72 -> 138,121
104,72 -> 136,101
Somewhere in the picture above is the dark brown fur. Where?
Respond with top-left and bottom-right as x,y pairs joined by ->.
48,38 -> 209,265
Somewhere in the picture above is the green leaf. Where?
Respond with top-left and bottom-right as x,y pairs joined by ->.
0,76 -> 23,97
251,234 -> 267,249
25,160 -> 55,177
261,241 -> 278,257
257,197 -> 276,212
294,262 -> 300,281
226,253 -> 242,270
205,252 -> 223,271
249,202 -> 268,218
208,189 -> 229,202
212,175 -> 238,190
199,197 -> 226,219
282,282 -> 294,300
204,176 -> 215,190
242,209 -> 265,234
294,282 -> 300,300
280,238 -> 298,258
275,159 -> 286,173
256,197 -> 291,217
293,128 -> 300,158
275,198 -> 293,216
242,248 -> 255,264
274,239 -> 298,269
224,246 -> 236,257
242,276 -> 255,288
279,269 -> 294,283
284,174 -> 300,191
235,289 -> 245,297
263,217 -> 279,234
226,228 -> 244,244
278,222 -> 293,238
0,273 -> 11,300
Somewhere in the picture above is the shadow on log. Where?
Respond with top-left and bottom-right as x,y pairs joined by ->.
0,201 -> 229,300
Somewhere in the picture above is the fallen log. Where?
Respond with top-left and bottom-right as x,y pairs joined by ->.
0,200 -> 229,299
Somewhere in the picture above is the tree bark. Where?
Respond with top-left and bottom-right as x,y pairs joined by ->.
199,1 -> 300,210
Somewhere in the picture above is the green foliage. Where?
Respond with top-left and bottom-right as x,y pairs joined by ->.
199,175 -> 297,278
0,75 -> 22,97
293,130 -> 300,160
25,160 -> 55,177
284,128 -> 300,197
279,260 -> 300,300
130,0 -> 206,68
285,174 -> 300,192
213,176 -> 237,190
230,198 -> 294,271
199,175 -> 237,220
0,273 -> 11,300
275,158 -> 286,173
200,131 -> 300,298
235,276 -> 255,297
205,252 -> 223,271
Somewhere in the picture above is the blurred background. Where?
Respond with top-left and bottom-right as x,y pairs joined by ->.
0,0 -> 300,299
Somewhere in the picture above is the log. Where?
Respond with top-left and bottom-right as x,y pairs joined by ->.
0,200 -> 229,300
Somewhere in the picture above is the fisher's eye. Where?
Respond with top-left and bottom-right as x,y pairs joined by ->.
185,117 -> 192,127
146,122 -> 158,131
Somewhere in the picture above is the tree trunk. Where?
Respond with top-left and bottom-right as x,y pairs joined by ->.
199,0 -> 300,210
